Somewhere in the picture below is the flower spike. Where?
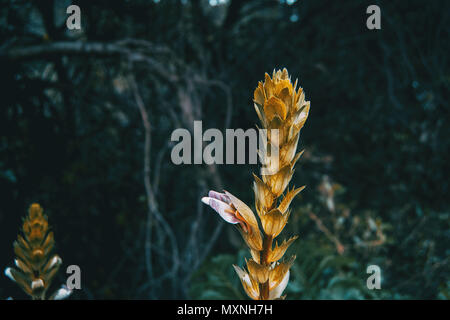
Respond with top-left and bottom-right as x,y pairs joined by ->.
4,204 -> 72,300
202,68 -> 310,300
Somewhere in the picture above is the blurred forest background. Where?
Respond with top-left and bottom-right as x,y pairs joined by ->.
0,0 -> 448,299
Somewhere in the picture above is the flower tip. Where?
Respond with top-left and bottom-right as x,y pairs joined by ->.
52,285 -> 73,300
4,268 -> 14,282
232,264 -> 246,279
48,255 -> 62,269
201,197 -> 210,205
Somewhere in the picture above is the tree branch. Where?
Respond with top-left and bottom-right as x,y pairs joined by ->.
1,41 -> 178,82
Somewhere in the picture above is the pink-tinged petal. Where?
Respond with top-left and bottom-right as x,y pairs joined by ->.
208,190 -> 231,204
201,197 -> 240,224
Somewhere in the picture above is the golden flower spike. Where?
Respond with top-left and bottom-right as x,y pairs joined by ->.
4,203 -> 72,300
202,68 -> 310,300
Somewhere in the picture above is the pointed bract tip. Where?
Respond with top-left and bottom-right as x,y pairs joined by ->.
4,268 -> 15,282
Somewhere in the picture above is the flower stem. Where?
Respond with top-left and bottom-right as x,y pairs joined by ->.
259,234 -> 273,300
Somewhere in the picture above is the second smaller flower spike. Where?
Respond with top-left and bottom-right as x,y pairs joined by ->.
4,203 -> 72,300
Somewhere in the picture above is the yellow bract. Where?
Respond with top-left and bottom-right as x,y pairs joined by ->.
260,208 -> 289,238
268,236 -> 298,263
278,186 -> 305,213
264,96 -> 287,121
247,259 -> 270,283
269,256 -> 296,290
233,265 -> 260,300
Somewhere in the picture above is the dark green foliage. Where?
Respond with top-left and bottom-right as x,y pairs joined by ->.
189,252 -> 247,300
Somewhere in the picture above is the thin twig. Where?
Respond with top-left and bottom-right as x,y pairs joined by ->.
129,72 -> 181,298
309,211 -> 345,255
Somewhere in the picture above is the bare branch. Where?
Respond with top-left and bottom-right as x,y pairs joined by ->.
1,41 -> 178,82
129,73 -> 180,298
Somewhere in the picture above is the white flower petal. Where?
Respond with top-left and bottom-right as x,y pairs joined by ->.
202,197 -> 240,224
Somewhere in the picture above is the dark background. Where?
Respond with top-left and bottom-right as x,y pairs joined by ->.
0,0 -> 448,299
